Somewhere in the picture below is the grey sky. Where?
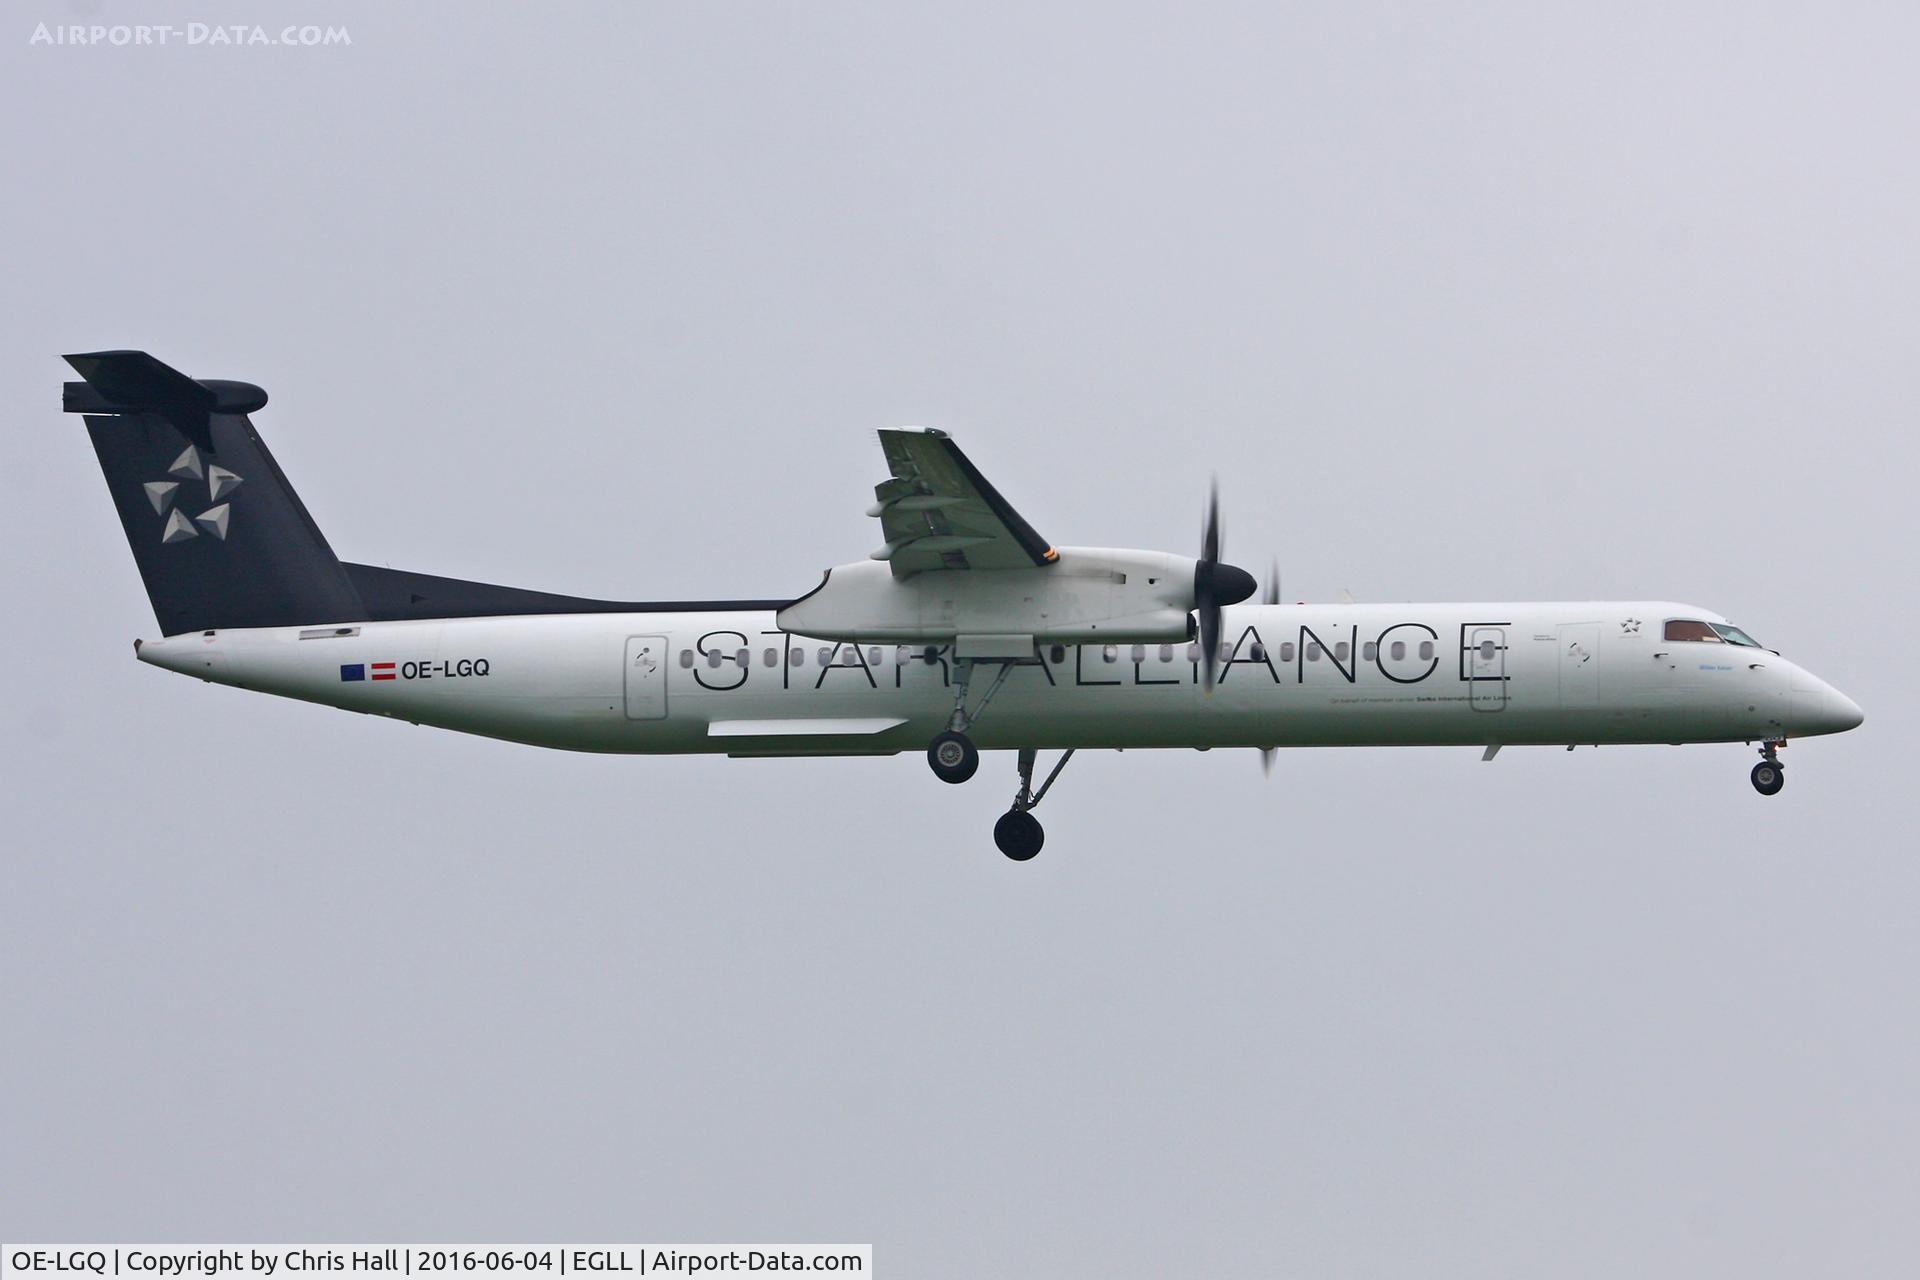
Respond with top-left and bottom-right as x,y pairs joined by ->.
3,2 -> 1916,1274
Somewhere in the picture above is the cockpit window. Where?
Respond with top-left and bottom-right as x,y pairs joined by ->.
1711,623 -> 1762,648
1664,619 -> 1722,643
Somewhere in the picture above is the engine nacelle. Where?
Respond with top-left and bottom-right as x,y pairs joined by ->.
776,547 -> 1198,656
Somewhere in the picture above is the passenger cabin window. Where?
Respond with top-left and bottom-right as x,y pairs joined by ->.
868,647 -> 882,666
1664,619 -> 1722,643
1335,642 -> 1350,662
1050,644 -> 1067,664
1419,641 -> 1435,661
1306,643 -> 1322,661
1159,644 -> 1174,663
1102,645 -> 1118,663
1280,642 -> 1296,662
763,647 -> 778,668
1249,643 -> 1266,662
1389,641 -> 1406,660
678,650 -> 694,669
1362,641 -> 1378,661
788,647 -> 803,667
1131,644 -> 1146,663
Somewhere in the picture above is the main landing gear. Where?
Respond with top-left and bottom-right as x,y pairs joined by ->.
1751,740 -> 1786,796
927,731 -> 978,784
924,656 -> 1029,785
920,654 -> 1074,859
993,747 -> 1076,861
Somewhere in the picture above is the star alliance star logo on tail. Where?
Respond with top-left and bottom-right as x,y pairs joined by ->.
144,443 -> 242,544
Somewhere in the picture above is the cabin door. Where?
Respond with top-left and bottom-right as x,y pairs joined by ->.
624,634 -> 670,720
1467,625 -> 1508,712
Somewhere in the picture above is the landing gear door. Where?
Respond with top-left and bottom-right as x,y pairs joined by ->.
1467,625 -> 1508,712
624,634 -> 669,720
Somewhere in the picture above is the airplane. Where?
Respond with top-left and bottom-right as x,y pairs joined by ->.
66,350 -> 1864,860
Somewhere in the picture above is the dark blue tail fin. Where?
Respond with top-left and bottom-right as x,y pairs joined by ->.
70,351 -> 791,635
66,351 -> 367,635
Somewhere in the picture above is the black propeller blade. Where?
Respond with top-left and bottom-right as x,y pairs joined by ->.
1260,561 -> 1280,774
1194,480 -> 1256,693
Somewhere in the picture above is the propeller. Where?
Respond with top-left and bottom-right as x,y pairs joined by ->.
1193,479 -> 1257,693
1260,562 -> 1281,775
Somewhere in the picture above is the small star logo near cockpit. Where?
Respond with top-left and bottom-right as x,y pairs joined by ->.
1620,617 -> 1641,633
144,444 -> 241,544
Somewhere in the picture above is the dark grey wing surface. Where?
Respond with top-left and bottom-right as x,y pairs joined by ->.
870,429 -> 1057,576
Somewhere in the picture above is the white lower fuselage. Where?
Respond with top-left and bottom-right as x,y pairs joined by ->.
135,601 -> 1863,756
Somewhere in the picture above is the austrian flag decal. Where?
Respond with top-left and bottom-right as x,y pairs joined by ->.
338,660 -> 486,683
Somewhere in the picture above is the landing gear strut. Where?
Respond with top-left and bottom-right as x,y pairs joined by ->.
1751,740 -> 1786,796
923,656 -> 1025,785
994,747 -> 1075,861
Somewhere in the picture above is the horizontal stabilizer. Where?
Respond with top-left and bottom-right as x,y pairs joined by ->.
64,350 -> 267,451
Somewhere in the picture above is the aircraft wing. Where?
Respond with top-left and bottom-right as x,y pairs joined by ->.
869,429 -> 1058,576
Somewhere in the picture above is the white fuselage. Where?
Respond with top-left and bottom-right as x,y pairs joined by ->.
134,600 -> 1863,756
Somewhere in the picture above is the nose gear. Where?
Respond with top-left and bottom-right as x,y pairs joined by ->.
1751,740 -> 1786,796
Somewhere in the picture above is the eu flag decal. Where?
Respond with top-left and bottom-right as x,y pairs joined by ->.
340,663 -> 366,682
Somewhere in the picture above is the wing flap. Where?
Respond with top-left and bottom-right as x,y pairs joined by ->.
872,429 -> 1056,576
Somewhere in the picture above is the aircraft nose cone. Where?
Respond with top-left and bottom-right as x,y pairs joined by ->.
1207,561 -> 1258,607
1797,684 -> 1865,736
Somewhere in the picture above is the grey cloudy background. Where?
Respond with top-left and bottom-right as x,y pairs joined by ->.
3,2 -> 1915,1273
